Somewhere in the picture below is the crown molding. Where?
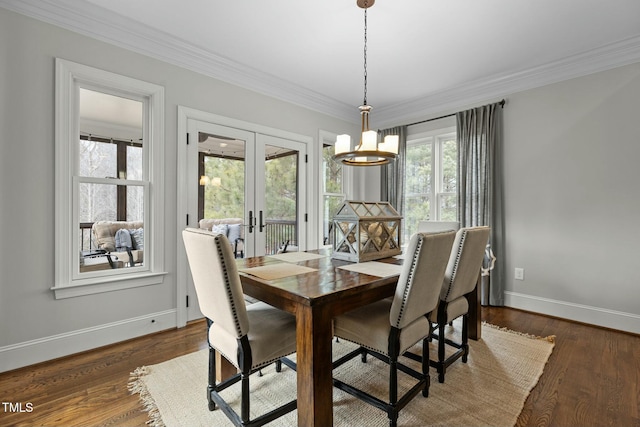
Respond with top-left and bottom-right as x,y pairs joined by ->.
376,35 -> 640,128
3,0 -> 639,127
0,0 -> 355,122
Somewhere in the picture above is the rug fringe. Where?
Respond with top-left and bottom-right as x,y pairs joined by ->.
128,366 -> 166,427
483,321 -> 556,343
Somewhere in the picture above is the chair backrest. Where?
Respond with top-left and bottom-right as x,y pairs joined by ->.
440,226 -> 491,303
390,230 -> 456,329
182,228 -> 249,339
417,220 -> 460,233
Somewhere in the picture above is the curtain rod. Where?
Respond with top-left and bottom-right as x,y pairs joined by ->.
405,99 -> 505,127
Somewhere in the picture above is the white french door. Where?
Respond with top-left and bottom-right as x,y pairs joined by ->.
183,118 -> 307,321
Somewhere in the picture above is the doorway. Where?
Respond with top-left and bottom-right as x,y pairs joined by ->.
177,108 -> 310,323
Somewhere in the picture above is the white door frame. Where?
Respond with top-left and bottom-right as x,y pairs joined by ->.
176,106 -> 313,327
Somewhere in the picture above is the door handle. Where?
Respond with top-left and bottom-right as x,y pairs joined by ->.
259,210 -> 265,232
248,210 -> 254,233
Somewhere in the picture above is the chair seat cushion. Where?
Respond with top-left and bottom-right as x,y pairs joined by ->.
334,299 -> 431,356
209,302 -> 297,370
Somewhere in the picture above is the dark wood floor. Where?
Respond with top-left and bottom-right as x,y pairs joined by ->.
0,307 -> 638,426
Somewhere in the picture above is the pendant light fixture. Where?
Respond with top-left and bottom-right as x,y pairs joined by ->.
334,0 -> 398,166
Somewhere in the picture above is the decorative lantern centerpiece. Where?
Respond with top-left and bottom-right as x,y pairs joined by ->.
332,201 -> 402,262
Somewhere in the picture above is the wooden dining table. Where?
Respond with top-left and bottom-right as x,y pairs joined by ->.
227,248 -> 482,427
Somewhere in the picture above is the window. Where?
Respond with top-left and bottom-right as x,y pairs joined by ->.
54,59 -> 166,298
319,131 -> 348,247
403,127 -> 457,242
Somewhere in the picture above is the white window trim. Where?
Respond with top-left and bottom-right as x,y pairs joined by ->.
53,58 -> 167,299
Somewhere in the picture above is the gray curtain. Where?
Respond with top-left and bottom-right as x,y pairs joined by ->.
379,126 -> 407,214
457,102 -> 505,306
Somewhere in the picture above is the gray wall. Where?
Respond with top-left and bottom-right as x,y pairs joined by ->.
502,62 -> 640,332
359,64 -> 640,334
1,6 -> 638,372
0,8 -> 357,370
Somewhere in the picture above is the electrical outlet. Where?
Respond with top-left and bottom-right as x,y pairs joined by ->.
515,267 -> 524,280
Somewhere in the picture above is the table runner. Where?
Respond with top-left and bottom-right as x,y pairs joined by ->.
267,252 -> 328,263
238,263 -> 317,280
337,261 -> 402,278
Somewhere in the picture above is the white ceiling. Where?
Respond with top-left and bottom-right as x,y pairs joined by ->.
3,0 -> 640,126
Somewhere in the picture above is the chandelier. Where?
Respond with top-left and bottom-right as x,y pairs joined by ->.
334,0 -> 398,166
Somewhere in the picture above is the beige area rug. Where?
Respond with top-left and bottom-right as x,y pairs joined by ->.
129,322 -> 554,427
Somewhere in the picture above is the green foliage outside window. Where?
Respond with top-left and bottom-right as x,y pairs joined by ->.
402,132 -> 457,242
202,153 -> 298,221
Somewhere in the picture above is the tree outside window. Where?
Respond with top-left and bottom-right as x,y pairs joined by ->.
403,129 -> 457,242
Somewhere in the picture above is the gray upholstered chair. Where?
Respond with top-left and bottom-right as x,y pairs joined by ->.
407,226 -> 490,384
182,228 -> 297,427
332,230 -> 456,427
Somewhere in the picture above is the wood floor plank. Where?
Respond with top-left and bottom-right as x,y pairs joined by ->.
1,309 -> 638,427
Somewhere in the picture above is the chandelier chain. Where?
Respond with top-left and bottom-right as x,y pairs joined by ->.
363,2 -> 368,106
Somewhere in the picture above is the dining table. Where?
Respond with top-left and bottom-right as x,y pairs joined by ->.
224,248 -> 482,427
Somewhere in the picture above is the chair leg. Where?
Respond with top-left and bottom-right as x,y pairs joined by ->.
208,347 -> 216,411
461,314 -> 469,363
388,357 -> 398,427
437,322 -> 446,383
276,359 -> 282,372
241,372 -> 250,424
422,338 -> 430,397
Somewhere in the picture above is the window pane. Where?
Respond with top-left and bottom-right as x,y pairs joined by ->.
127,145 -> 143,180
79,182 -> 117,222
405,142 -> 432,194
323,195 -> 343,246
441,137 -> 457,193
126,185 -> 144,221
439,194 -> 457,221
403,196 -> 430,243
322,144 -> 342,193
79,139 -> 117,178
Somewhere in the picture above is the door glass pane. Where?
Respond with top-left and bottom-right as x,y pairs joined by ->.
198,133 -> 246,257
264,145 -> 298,255
198,133 -> 246,219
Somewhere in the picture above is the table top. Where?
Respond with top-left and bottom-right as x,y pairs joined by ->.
236,248 -> 403,310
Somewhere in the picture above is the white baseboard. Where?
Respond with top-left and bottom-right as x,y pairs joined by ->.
0,309 -> 177,373
504,291 -> 640,335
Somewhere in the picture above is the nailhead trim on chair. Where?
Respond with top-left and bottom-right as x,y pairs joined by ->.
443,229 -> 468,303
214,234 -> 243,338
393,234 -> 423,329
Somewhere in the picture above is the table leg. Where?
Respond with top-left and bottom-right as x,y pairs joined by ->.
295,304 -> 334,427
468,272 -> 482,341
216,351 -> 237,382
